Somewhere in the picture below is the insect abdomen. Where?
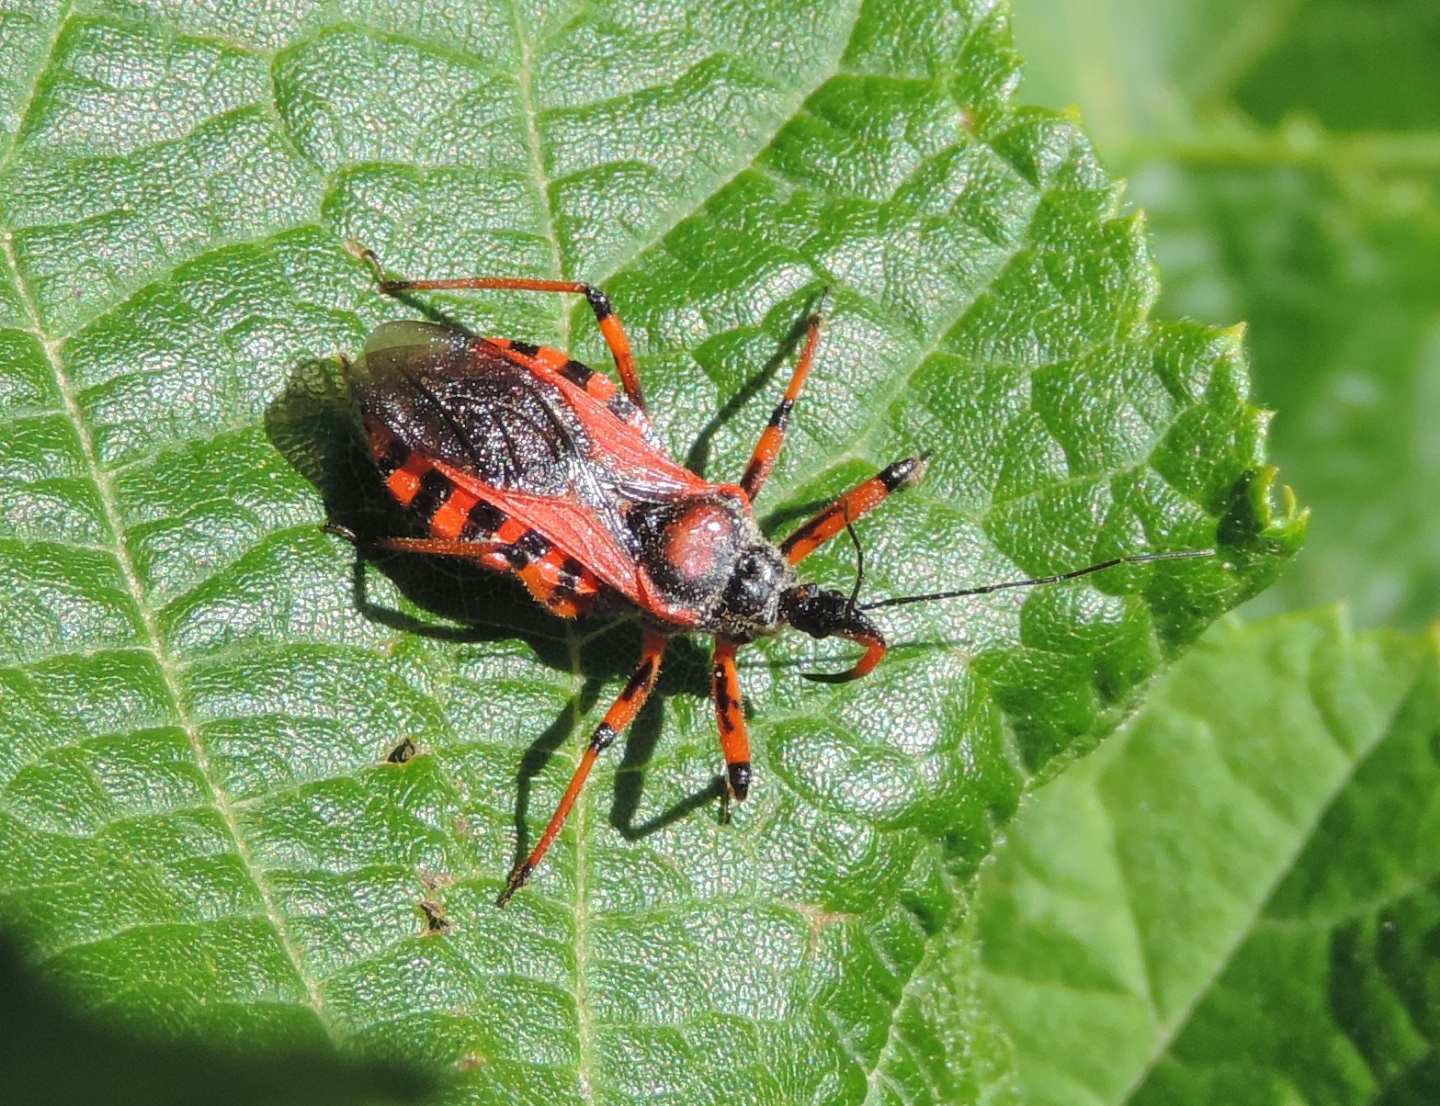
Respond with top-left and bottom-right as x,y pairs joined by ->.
366,424 -> 603,618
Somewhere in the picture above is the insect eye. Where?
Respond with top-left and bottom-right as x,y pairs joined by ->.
724,548 -> 781,616
742,550 -> 775,584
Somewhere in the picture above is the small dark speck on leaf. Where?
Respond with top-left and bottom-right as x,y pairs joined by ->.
419,900 -> 450,933
387,737 -> 418,763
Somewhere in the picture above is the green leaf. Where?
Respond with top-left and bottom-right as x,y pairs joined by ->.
0,933 -> 432,1106
1224,0 -> 1440,134
977,609 -> 1440,1106
1013,0 -> 1440,627
1137,155 -> 1440,629
0,1 -> 1296,1102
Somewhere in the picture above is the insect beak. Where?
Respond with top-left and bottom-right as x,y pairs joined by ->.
802,631 -> 887,684
780,585 -> 889,683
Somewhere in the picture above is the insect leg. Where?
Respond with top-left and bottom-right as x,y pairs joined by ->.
325,524 -> 510,561
739,298 -> 826,500
497,631 -> 669,907
349,242 -> 645,413
778,455 -> 928,565
711,640 -> 751,814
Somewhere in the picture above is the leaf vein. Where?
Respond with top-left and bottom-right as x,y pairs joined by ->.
1114,635 -> 1431,1102
0,229 -> 343,1046
585,0 -> 867,289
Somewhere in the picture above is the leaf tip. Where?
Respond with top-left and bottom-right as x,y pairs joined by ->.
1218,465 -> 1309,564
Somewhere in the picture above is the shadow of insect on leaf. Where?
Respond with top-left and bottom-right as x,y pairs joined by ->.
502,630 -> 718,868
683,298 -> 819,479
266,357 -> 725,858
608,640 -> 727,841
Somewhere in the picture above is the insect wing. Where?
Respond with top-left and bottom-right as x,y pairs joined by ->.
352,320 -> 706,608
423,461 -> 649,601
354,320 -> 584,494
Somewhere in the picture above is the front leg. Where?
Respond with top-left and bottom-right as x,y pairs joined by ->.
778,455 -> 928,564
711,639 -> 752,813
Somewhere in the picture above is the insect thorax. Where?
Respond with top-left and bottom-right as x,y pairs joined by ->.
626,493 -> 793,640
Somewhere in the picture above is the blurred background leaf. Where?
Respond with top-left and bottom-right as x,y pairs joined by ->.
1013,0 -> 1440,629
978,610 -> 1440,1106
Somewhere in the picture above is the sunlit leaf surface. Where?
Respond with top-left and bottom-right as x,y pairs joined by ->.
0,2 -> 1297,1102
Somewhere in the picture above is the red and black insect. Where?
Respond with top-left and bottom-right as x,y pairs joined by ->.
333,243 -> 1210,906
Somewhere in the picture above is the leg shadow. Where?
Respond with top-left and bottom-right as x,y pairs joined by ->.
507,676 -> 604,870
684,295 -> 823,480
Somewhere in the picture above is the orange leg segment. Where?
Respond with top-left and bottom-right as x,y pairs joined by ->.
711,640 -> 752,807
325,522 -> 510,560
497,632 -> 669,906
779,456 -> 928,565
345,534 -> 510,559
739,303 -> 826,500
349,242 -> 646,412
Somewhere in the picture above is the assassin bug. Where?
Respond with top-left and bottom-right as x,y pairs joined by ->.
333,243 -> 1212,907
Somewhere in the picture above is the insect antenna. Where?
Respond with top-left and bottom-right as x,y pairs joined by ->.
843,519 -> 865,614
859,549 -> 1215,611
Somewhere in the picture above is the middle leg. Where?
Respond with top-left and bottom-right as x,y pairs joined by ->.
325,526 -> 510,561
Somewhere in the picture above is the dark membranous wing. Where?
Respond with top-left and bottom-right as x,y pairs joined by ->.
350,320 -> 706,607
354,320 -> 582,497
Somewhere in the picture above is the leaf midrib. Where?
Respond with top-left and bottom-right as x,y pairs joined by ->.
491,1 -> 867,1095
